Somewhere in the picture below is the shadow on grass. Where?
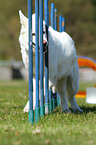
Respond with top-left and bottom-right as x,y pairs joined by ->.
13,105 -> 24,109
0,105 -> 24,110
80,106 -> 96,114
49,105 -> 96,115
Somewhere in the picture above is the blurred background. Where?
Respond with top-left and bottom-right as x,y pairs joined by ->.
0,0 -> 96,81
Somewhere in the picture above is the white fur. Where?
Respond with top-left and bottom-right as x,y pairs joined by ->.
19,10 -> 82,113
23,77 -> 55,112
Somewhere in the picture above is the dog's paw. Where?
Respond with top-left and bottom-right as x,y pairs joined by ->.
62,107 -> 71,113
72,107 -> 83,114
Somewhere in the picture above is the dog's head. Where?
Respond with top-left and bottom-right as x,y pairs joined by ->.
19,10 -> 48,53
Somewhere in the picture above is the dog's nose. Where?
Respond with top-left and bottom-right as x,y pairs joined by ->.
43,40 -> 47,45
43,40 -> 47,53
43,40 -> 47,48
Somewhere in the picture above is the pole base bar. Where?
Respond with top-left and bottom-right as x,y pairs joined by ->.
52,98 -> 55,110
35,107 -> 40,123
29,110 -> 34,124
57,97 -> 60,107
40,105 -> 45,117
45,103 -> 49,115
49,99 -> 53,113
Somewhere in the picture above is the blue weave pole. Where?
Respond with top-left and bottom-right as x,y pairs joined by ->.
59,15 -> 62,32
28,0 -> 34,124
62,17 -> 65,32
35,0 -> 39,123
59,14 -> 63,107
49,89 -> 52,112
49,3 -> 55,113
57,92 -> 60,107
39,0 -> 44,117
44,0 -> 49,114
51,3 -> 54,28
54,9 -> 57,31
51,3 -> 56,110
54,8 -> 59,108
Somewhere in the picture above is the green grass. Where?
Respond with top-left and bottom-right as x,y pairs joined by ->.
0,80 -> 96,145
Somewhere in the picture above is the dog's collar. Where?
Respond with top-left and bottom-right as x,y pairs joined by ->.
32,42 -> 35,47
43,42 -> 48,53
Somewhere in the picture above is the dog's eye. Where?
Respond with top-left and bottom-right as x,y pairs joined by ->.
32,33 -> 35,36
32,32 -> 45,36
43,31 -> 45,34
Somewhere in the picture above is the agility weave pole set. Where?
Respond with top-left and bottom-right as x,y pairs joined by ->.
28,0 -> 65,124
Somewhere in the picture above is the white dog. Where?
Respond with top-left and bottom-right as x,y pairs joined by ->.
19,10 -> 82,113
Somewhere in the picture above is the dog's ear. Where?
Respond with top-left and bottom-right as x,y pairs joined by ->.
19,10 -> 28,26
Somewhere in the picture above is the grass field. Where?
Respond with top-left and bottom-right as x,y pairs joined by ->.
0,80 -> 96,145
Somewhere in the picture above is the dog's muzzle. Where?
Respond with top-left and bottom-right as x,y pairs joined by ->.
32,40 -> 48,53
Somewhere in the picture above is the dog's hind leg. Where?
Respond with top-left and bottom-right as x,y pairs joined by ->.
55,78 -> 71,113
66,63 -> 83,113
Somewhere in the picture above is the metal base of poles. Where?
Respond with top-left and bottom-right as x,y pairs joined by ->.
35,107 -> 40,123
45,103 -> 49,115
57,97 -> 60,107
29,110 -> 34,124
52,98 -> 55,110
49,99 -> 53,113
40,106 -> 45,117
